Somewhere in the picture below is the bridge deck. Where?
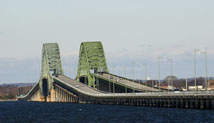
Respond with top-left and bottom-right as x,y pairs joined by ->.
53,75 -> 103,95
94,73 -> 160,92
18,75 -> 214,110
53,76 -> 214,97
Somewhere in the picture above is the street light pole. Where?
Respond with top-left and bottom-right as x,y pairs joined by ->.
132,62 -> 135,92
109,69 -> 111,92
112,65 -> 115,93
158,56 -> 173,91
124,66 -> 127,93
186,77 -> 188,91
142,63 -> 147,92
168,58 -> 173,89
200,52 -> 208,90
194,49 -> 197,92
167,78 -> 169,93
143,64 -> 147,86
158,57 -> 161,91
205,52 -> 208,90
194,49 -> 208,91
132,62 -> 135,81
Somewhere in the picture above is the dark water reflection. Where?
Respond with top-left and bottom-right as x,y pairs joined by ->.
0,101 -> 214,123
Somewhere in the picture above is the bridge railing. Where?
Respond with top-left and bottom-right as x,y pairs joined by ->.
97,72 -> 167,91
53,76 -> 214,97
138,91 -> 214,96
18,82 -> 39,100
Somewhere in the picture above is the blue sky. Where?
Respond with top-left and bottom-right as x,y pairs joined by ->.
0,0 -> 214,83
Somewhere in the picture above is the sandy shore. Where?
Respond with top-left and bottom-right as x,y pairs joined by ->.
0,99 -> 17,101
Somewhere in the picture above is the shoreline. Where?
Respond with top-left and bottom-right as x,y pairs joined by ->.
0,99 -> 17,101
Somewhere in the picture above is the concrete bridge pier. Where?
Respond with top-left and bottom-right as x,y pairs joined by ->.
152,99 -> 155,107
167,99 -> 171,108
185,99 -> 189,109
211,100 -> 214,109
157,98 -> 161,107
164,99 -> 168,107
175,99 -> 180,108
200,99 -> 204,109
205,99 -> 211,109
159,99 -> 163,107
189,99 -> 194,109
195,99 -> 199,109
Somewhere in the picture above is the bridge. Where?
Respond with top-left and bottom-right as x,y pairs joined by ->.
18,42 -> 214,109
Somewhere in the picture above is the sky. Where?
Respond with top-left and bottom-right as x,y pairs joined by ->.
0,0 -> 214,83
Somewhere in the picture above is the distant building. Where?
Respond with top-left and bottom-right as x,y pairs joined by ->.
207,85 -> 214,90
188,85 -> 204,90
161,85 -> 175,90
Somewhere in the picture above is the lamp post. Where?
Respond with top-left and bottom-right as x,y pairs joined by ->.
142,64 -> 147,86
201,51 -> 208,90
208,77 -> 210,90
124,66 -> 127,93
194,49 -> 198,92
158,56 -> 166,91
137,63 -> 147,90
108,68 -> 111,92
132,62 -> 135,81
132,62 -> 135,92
112,65 -> 115,93
194,49 -> 208,91
158,56 -> 162,91
158,56 -> 173,91
186,77 -> 188,91
167,58 -> 173,90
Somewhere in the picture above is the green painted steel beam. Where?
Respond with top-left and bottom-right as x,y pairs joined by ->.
76,41 -> 109,88
39,43 -> 64,97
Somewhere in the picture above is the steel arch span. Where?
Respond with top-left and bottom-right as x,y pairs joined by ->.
39,43 -> 64,98
76,41 -> 109,87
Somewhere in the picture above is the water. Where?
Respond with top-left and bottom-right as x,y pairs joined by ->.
0,101 -> 214,123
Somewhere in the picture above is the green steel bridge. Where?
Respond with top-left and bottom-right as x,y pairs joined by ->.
18,42 -> 214,109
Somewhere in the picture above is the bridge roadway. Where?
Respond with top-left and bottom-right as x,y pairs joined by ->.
94,73 -> 160,92
53,75 -> 214,109
53,75 -> 103,95
54,75 -> 214,97
19,75 -> 214,109
54,75 -> 163,97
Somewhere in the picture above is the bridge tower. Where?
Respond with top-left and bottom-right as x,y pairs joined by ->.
76,41 -> 109,88
39,43 -> 64,101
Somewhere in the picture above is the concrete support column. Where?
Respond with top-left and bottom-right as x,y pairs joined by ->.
195,99 -> 199,109
211,99 -> 214,109
50,88 -> 56,102
164,99 -> 168,107
206,99 -> 210,109
185,99 -> 189,109
142,99 -> 145,106
152,99 -> 155,107
200,99 -> 204,109
190,99 -> 194,109
149,99 -> 152,107
168,99 -> 171,108
180,99 -> 184,108
160,99 -> 163,107
175,99 -> 179,108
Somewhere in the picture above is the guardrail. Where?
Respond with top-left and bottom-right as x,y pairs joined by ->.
52,77 -> 214,97
96,72 -> 167,91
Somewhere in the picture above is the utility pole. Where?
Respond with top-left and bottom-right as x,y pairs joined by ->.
186,77 -> 188,91
113,65 -> 115,93
132,62 -> 135,92
124,66 -> 127,93
194,49 -> 197,93
158,57 -> 161,91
